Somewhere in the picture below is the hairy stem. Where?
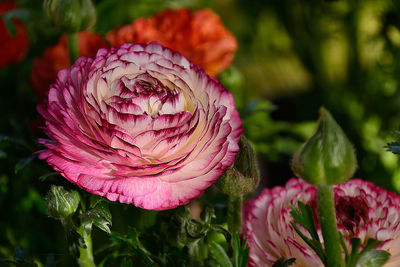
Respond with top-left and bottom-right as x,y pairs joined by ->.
77,226 -> 95,267
317,185 -> 344,267
227,195 -> 243,235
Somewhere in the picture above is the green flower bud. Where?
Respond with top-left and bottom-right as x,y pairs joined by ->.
46,185 -> 80,219
43,0 -> 96,33
217,136 -> 260,197
291,107 -> 357,185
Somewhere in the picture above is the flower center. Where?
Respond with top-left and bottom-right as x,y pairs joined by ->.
105,72 -> 187,117
335,196 -> 369,234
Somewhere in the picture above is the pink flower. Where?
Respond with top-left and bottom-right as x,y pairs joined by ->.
38,42 -> 242,210
244,178 -> 400,267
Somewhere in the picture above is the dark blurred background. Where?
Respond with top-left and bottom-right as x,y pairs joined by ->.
2,0 -> 400,265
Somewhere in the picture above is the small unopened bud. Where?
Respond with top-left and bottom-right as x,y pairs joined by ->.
43,0 -> 96,33
291,107 -> 357,185
217,136 -> 260,196
46,185 -> 80,219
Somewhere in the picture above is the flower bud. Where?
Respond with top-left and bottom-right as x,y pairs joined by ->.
217,136 -> 260,197
291,107 -> 357,185
43,0 -> 96,33
46,185 -> 80,219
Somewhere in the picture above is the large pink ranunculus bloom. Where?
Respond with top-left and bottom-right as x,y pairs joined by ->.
244,178 -> 400,267
38,42 -> 242,210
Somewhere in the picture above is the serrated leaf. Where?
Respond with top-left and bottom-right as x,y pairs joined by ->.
209,241 -> 233,267
272,257 -> 296,267
347,238 -> 386,267
232,234 -> 250,267
290,222 -> 326,264
386,142 -> 400,154
289,201 -> 319,241
15,155 -> 35,174
357,250 -> 390,267
80,205 -> 112,234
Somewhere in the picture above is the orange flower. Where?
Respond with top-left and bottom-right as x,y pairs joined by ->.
30,31 -> 108,98
106,8 -> 237,76
0,0 -> 29,69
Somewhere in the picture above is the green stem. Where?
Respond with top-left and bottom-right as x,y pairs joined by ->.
227,195 -> 243,235
67,32 -> 79,64
317,185 -> 344,267
77,226 -> 95,267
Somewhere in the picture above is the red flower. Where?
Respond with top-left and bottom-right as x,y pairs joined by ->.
0,0 -> 29,68
30,31 -> 108,98
106,8 -> 237,76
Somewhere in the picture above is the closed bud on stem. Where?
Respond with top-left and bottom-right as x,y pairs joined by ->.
46,185 -> 80,219
43,0 -> 96,33
291,107 -> 357,185
217,135 -> 260,197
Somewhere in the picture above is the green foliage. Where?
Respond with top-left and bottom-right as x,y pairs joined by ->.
342,237 -> 390,267
209,241 -> 233,267
289,201 -> 326,264
80,200 -> 112,235
97,228 -> 157,267
290,201 -> 391,267
231,235 -> 249,267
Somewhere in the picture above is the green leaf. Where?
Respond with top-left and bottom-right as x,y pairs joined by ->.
357,250 -> 390,267
212,225 -> 231,244
346,238 -> 387,267
80,203 -> 112,234
209,241 -> 233,267
272,257 -> 296,267
232,234 -> 250,267
289,201 -> 319,241
386,141 -> 400,154
289,201 -> 326,263
15,155 -> 36,174
289,222 -> 326,264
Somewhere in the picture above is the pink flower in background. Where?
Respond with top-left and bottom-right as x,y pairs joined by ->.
244,178 -> 400,267
38,42 -> 242,210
